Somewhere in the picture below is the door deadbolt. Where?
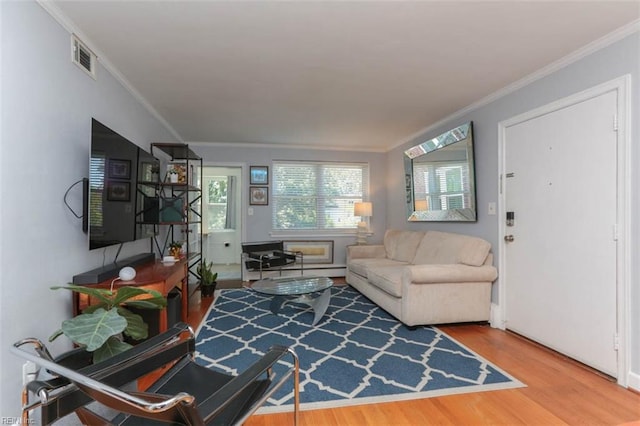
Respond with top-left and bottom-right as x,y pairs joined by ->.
506,211 -> 515,226
504,235 -> 515,243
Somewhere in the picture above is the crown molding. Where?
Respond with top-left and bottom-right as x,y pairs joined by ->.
388,19 -> 640,153
37,1 -> 184,143
36,1 -> 638,154
186,140 -> 387,153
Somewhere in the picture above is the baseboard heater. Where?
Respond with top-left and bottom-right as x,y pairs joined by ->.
72,253 -> 156,285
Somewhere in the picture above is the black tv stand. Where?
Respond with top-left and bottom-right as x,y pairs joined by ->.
72,253 -> 156,285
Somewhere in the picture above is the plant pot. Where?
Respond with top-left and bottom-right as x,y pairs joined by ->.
201,283 -> 217,298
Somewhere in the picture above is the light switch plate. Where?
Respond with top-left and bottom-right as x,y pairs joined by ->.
488,202 -> 497,215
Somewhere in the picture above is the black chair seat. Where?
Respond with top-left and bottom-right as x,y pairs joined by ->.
114,360 -> 270,425
12,322 -> 299,425
242,241 -> 304,279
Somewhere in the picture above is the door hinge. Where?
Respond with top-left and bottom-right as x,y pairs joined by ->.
613,114 -> 618,132
614,333 -> 619,351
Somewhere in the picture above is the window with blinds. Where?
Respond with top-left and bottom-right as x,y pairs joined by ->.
413,162 -> 471,210
272,161 -> 369,230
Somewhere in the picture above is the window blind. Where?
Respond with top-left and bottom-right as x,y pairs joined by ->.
272,161 -> 369,230
413,162 -> 471,210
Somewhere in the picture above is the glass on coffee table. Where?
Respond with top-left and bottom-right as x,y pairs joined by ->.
251,276 -> 333,326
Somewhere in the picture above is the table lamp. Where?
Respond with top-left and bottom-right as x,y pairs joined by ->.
354,202 -> 372,245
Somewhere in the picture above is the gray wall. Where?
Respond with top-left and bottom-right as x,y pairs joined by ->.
1,2 -> 638,418
0,2 -> 178,415
193,144 -> 388,266
387,33 -> 640,384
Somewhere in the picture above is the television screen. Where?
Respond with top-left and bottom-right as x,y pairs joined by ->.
88,119 -> 157,250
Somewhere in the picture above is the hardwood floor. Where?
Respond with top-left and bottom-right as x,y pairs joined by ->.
187,280 -> 640,425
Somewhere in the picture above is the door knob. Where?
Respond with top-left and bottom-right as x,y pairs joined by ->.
504,235 -> 515,243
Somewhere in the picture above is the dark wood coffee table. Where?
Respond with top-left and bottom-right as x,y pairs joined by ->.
251,276 -> 333,326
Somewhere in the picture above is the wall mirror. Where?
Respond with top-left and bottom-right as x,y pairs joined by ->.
404,121 -> 476,221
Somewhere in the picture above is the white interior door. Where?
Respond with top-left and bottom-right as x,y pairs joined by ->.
202,166 -> 243,266
503,90 -> 618,377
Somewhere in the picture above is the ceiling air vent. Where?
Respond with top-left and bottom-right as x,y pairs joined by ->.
71,35 -> 96,79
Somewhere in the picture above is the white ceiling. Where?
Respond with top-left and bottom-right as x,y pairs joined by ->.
48,1 -> 639,152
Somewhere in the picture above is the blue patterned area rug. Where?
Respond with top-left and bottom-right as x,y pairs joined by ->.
195,285 -> 524,412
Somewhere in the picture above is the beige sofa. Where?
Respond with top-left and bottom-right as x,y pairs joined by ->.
346,229 -> 497,326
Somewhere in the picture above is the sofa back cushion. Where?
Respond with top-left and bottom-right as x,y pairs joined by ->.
412,231 -> 491,266
384,230 -> 425,262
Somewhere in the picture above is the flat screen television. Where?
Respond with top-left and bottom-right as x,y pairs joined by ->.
87,119 -> 158,250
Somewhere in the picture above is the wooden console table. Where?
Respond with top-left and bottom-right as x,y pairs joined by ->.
73,259 -> 188,333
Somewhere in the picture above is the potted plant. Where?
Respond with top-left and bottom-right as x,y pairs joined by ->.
197,260 -> 218,298
168,241 -> 183,259
49,285 -> 166,364
168,168 -> 180,183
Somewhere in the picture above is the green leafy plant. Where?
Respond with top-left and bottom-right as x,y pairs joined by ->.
197,260 -> 217,286
49,285 -> 167,363
197,261 -> 218,298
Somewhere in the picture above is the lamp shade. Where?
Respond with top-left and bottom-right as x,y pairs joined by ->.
354,202 -> 372,217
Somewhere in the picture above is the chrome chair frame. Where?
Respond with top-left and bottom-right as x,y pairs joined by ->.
12,322 -> 299,425
242,240 -> 304,279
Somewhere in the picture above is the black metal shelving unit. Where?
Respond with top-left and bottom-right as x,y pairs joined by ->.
140,143 -> 203,287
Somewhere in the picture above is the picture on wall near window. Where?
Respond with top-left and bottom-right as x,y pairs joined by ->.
250,166 -> 269,185
108,159 -> 131,179
107,181 -> 130,201
250,186 -> 268,205
283,240 -> 334,264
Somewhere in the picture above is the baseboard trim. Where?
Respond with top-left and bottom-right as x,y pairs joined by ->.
489,303 -> 504,329
627,371 -> 640,392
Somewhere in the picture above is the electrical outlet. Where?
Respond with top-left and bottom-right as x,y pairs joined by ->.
22,361 -> 39,385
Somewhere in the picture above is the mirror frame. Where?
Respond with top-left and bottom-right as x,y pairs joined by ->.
404,121 -> 477,222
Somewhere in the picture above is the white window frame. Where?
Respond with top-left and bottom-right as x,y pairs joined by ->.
271,161 -> 369,234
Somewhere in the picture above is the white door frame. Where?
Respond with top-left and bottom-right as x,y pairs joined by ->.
496,75 -> 631,386
201,161 -> 249,261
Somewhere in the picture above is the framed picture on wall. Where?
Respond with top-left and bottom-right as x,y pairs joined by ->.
107,181 -> 130,201
283,240 -> 334,264
250,166 -> 269,185
250,186 -> 268,205
108,159 -> 131,179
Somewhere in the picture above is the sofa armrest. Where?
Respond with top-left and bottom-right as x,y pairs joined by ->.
347,244 -> 386,261
406,264 -> 497,284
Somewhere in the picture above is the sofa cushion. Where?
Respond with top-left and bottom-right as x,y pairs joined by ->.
349,258 -> 408,277
412,231 -> 491,267
384,230 -> 425,262
366,266 -> 405,298
407,264 -> 498,283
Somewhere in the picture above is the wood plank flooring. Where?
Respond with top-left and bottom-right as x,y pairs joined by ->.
187,279 -> 640,425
